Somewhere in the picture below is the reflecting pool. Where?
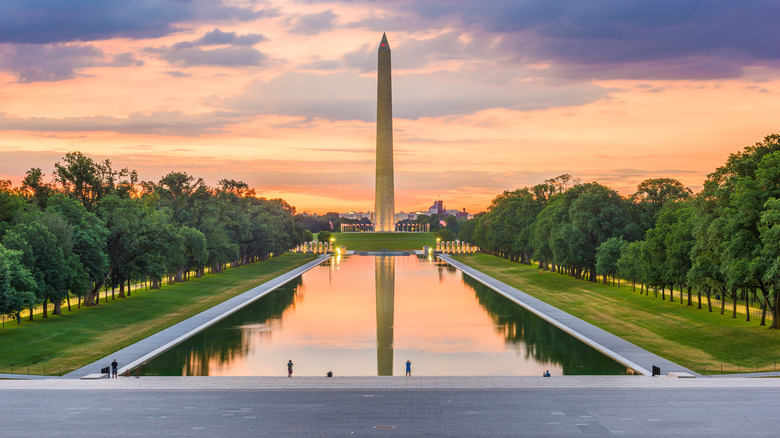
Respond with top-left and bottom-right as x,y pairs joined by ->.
137,255 -> 633,376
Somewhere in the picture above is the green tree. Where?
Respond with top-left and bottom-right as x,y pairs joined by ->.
662,201 -> 695,305
154,171 -> 206,224
0,244 -> 37,323
199,214 -> 238,274
0,181 -> 25,236
759,198 -> 780,326
631,178 -> 693,229
490,188 -> 547,263
458,215 -> 478,244
435,228 -> 456,241
530,201 -> 557,270
470,214 -> 488,251
415,214 -> 432,230
532,183 -> 630,280
20,168 -> 55,209
596,237 -> 627,285
696,135 -> 780,326
3,221 -> 68,319
641,217 -> 667,298
568,184 -> 630,281
317,230 -> 332,243
54,152 -> 136,211
168,226 -> 209,282
688,207 -> 726,313
97,194 -> 175,301
46,195 -> 109,309
617,240 -> 644,292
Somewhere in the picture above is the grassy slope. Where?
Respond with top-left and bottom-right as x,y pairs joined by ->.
0,253 -> 317,375
454,253 -> 780,374
332,232 -> 436,251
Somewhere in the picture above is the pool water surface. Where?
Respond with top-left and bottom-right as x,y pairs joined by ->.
137,255 -> 632,377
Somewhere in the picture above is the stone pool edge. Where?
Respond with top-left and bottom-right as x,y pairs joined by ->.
438,254 -> 698,377
64,254 -> 331,379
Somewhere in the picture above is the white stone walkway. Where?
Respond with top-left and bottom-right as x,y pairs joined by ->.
2,375 -> 780,391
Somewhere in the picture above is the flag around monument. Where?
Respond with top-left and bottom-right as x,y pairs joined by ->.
374,33 -> 395,232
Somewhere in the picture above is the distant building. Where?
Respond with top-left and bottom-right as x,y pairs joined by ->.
339,211 -> 373,220
424,200 -> 472,220
395,212 -> 412,221
394,211 -> 427,221
340,201 -> 471,224
427,200 -> 445,215
453,208 -> 472,220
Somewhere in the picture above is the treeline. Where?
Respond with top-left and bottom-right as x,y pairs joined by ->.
459,134 -> 780,329
0,152 -> 307,323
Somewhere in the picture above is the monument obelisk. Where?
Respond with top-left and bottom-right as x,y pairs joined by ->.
374,33 -> 395,232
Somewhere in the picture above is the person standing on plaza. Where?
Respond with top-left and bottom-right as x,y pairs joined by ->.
111,359 -> 118,379
405,360 -> 411,377
287,360 -> 293,378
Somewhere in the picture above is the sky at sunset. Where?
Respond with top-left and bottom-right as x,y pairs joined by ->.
1,0 -> 778,214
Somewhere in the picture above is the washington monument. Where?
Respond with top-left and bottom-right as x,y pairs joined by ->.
374,33 -> 395,232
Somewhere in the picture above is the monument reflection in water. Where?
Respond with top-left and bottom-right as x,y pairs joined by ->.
375,256 -> 394,375
137,256 -> 632,376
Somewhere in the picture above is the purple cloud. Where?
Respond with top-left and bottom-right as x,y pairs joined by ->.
0,0 -> 267,44
345,0 -> 780,80
164,70 -> 192,78
289,10 -> 338,35
0,111 -> 246,136
148,29 -> 269,68
216,69 -> 613,122
154,45 -> 268,68
173,29 -> 267,49
0,43 -> 142,82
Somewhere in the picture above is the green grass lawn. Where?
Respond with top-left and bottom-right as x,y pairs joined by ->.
332,232 -> 436,251
454,253 -> 780,375
0,253 -> 317,376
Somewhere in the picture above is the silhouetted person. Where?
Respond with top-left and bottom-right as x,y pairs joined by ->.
287,360 -> 293,378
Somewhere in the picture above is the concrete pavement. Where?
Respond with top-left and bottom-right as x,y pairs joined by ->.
1,376 -> 778,437
2,375 -> 780,391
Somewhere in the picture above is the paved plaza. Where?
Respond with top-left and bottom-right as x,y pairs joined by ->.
1,376 -> 779,437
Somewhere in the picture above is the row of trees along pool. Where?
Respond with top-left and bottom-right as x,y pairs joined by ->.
458,134 -> 780,329
0,152 -> 308,323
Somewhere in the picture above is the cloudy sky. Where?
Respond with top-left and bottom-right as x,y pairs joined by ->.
1,0 -> 778,214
